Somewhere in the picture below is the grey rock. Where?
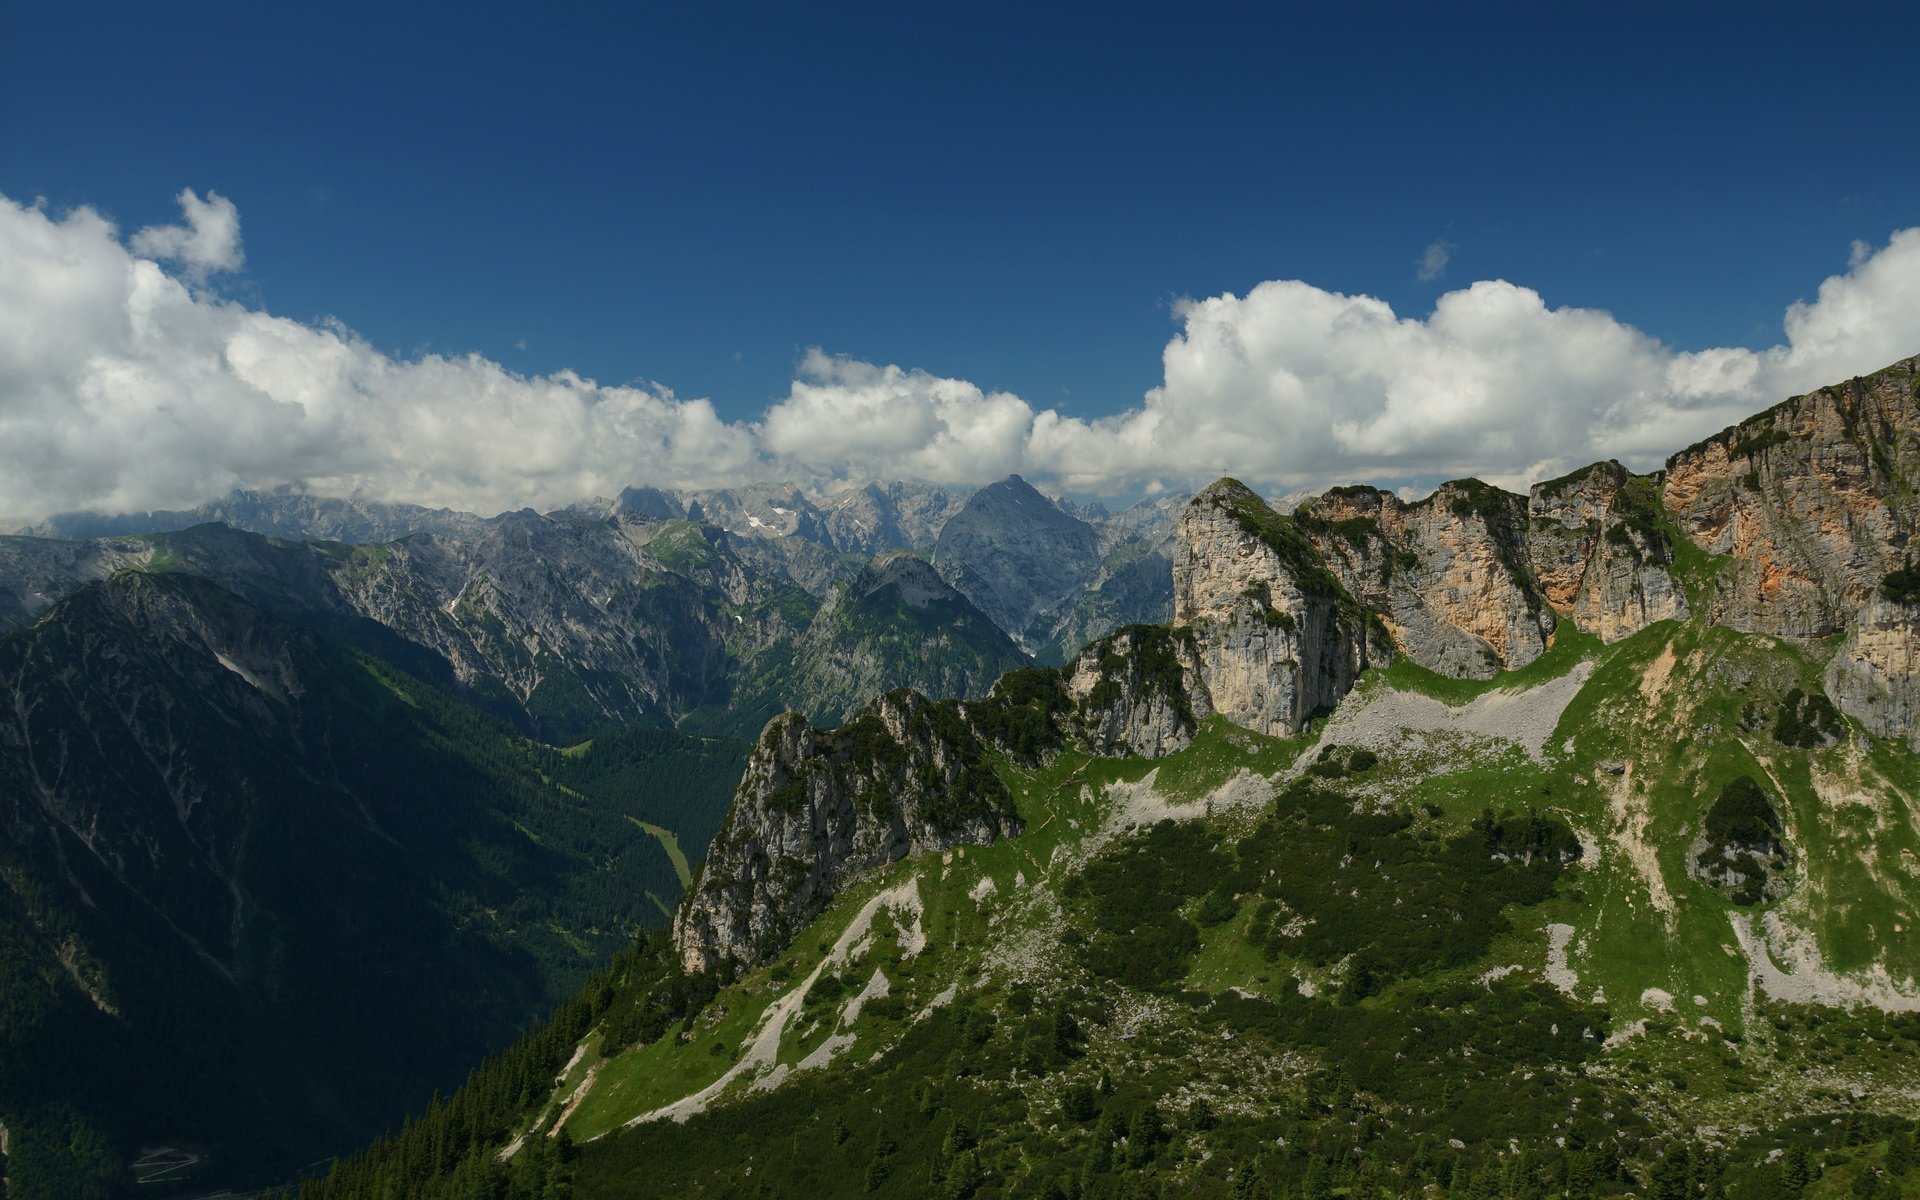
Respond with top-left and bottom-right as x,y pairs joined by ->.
816,482 -> 970,554
1527,463 -> 1689,644
1295,480 -> 1551,679
1826,596 -> 1920,751
674,690 -> 1020,972
1174,480 -> 1380,736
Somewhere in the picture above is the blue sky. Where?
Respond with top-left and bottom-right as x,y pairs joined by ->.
2,2 -> 1918,518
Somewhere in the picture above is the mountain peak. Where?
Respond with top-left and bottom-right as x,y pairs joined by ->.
850,552 -> 951,608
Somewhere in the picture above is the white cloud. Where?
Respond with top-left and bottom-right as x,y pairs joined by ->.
128,188 -> 244,278
0,193 -> 760,522
1416,240 -> 1452,282
757,351 -> 1032,485
2,187 -> 1917,524
1025,228 -> 1920,495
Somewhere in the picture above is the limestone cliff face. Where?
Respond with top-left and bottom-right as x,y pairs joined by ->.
1174,480 -> 1380,734
673,689 -> 1021,972
1663,358 -> 1919,639
1526,463 -> 1690,644
1294,481 -> 1551,679
1825,597 -> 1920,752
1663,358 -> 1919,735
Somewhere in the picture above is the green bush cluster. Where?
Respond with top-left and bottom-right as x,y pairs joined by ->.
1696,775 -> 1789,906
1772,687 -> 1845,748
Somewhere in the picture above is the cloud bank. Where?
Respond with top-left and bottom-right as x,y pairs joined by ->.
3,189 -> 1917,523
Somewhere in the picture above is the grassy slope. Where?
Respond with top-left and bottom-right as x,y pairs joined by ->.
524,593 -> 1920,1197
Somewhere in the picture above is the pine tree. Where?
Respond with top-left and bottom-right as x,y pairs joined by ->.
1785,1146 -> 1812,1195
1567,1150 -> 1597,1197
1887,1131 -> 1914,1176
1652,1143 -> 1694,1200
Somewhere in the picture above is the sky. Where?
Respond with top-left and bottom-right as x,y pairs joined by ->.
3,2 -> 1919,522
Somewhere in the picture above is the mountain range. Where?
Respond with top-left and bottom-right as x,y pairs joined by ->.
2,357 -> 1919,1197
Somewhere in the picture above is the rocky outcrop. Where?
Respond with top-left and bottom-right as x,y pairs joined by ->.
1174,480 -> 1381,734
1825,597 -> 1920,751
1062,624 -> 1209,757
1527,463 -> 1689,643
674,689 -> 1021,972
1663,358 -> 1919,639
1662,358 -> 1919,735
1293,480 -> 1552,678
934,475 -> 1102,649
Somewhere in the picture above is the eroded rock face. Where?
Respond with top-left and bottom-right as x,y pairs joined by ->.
1662,358 -> 1919,735
1527,463 -> 1690,644
1175,480 -> 1379,734
674,690 -> 1021,972
1294,481 -> 1552,679
1663,358 -> 1920,639
1826,597 -> 1920,752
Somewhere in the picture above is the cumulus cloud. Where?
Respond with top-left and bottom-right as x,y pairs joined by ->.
0,192 -> 760,522
1028,229 -> 1920,495
2,187 -> 1917,525
758,351 -> 1032,485
128,188 -> 244,278
1416,240 -> 1452,282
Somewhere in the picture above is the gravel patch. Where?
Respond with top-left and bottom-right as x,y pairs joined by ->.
1730,911 -> 1920,1012
1544,923 -> 1580,996
1315,661 -> 1594,763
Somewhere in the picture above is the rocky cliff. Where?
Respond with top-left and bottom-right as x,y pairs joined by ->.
673,689 -> 1022,972
1663,358 -> 1918,638
1663,358 -> 1919,737
1527,462 -> 1689,644
1061,624 -> 1210,758
1172,479 -> 1383,735
1292,480 -> 1554,679
1825,595 -> 1920,751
